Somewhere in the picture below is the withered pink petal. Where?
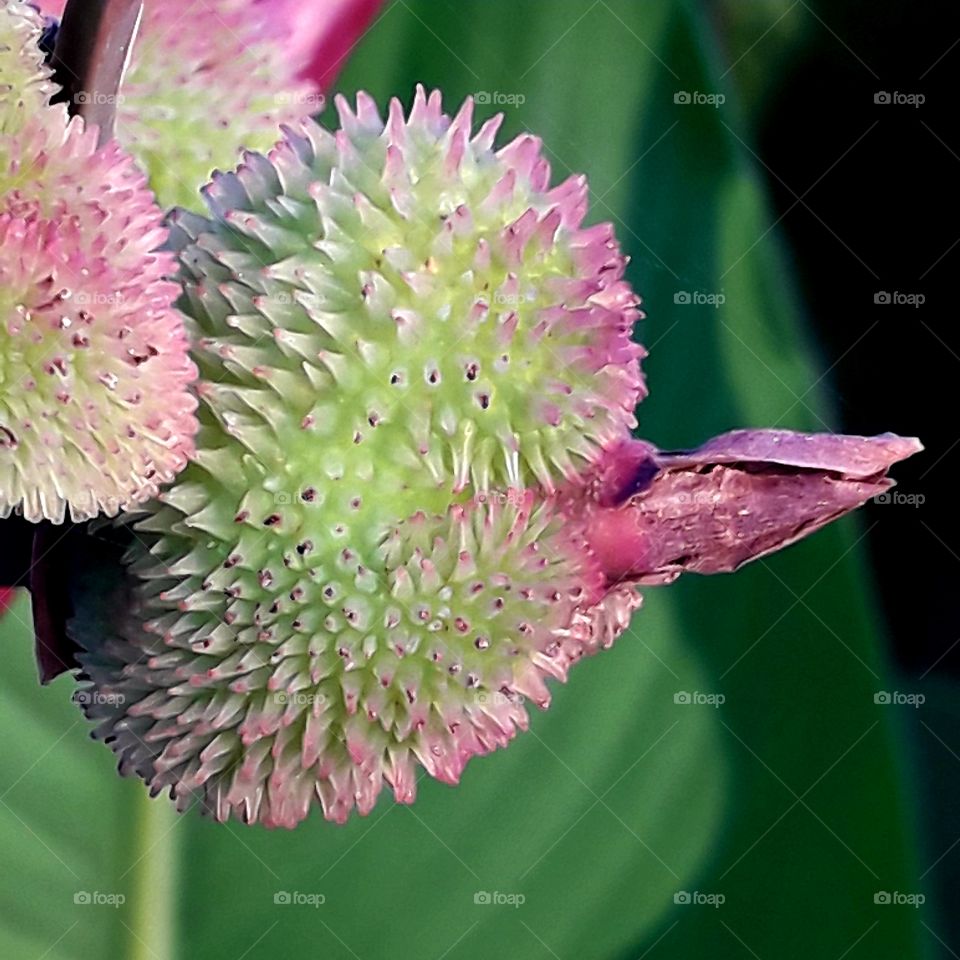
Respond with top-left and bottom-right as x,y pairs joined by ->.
658,429 -> 923,479
584,431 -> 922,585
256,0 -> 384,89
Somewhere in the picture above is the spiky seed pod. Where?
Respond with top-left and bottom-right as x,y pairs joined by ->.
75,494 -> 641,827
109,0 -> 321,211
0,116 -> 198,522
175,88 -> 645,496
0,0 -> 63,135
69,89 -> 646,826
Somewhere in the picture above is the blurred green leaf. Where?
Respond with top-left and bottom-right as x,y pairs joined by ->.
0,593 -> 176,960
0,1 -> 924,958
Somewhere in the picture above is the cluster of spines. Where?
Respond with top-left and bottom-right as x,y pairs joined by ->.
113,0 -> 321,210
67,88 -> 648,825
75,495 -> 624,826
0,113 -> 198,521
0,0 -> 62,136
172,87 -> 645,501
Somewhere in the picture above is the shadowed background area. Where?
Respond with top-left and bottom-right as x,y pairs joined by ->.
0,0 -> 955,957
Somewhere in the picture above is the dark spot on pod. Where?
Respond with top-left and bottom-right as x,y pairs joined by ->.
292,618 -> 303,630
389,372 -> 403,385
263,514 -> 282,527
128,344 -> 159,367
448,663 -> 461,674
234,511 -> 249,523
224,554 -> 241,568
465,673 -> 480,688
476,393 -> 491,410
367,413 -> 380,427
296,540 -> 313,555
269,600 -> 280,614
465,362 -> 478,381
290,587 -> 304,601
258,569 -> 274,588
301,487 -> 317,502
474,635 -> 490,650
427,368 -> 440,385
493,597 -> 505,611
455,617 -> 470,633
